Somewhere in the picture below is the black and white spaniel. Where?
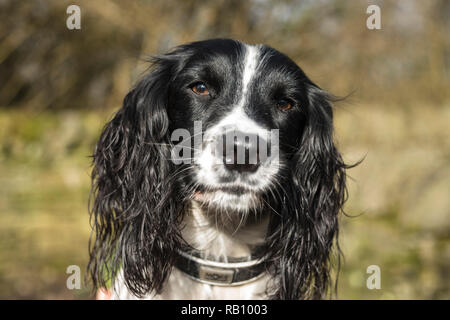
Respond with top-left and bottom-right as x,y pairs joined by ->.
88,39 -> 350,300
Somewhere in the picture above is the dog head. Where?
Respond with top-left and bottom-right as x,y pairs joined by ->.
88,39 -> 349,299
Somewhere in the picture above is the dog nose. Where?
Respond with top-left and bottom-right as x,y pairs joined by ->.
222,132 -> 267,173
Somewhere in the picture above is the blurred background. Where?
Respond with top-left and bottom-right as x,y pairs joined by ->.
0,0 -> 448,299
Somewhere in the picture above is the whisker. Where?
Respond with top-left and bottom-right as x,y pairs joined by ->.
262,198 -> 282,217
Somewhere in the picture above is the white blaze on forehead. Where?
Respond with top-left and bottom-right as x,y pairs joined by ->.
200,44 -> 265,139
209,44 -> 264,136
238,44 -> 260,109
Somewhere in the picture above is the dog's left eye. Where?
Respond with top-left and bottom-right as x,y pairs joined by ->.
191,82 -> 209,95
277,98 -> 293,111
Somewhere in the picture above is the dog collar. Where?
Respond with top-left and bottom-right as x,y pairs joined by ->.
175,249 -> 266,286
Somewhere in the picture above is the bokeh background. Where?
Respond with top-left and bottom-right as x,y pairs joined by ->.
0,0 -> 448,299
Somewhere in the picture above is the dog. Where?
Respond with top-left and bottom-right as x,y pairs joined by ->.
87,39 -> 349,300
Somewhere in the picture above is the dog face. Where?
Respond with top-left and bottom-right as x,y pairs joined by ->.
166,39 -> 310,212
89,38 -> 349,299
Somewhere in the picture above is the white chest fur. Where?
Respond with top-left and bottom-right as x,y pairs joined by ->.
112,201 -> 270,300
112,268 -> 269,300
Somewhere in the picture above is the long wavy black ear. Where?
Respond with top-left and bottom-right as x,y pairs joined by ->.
267,83 -> 350,300
87,56 -> 185,297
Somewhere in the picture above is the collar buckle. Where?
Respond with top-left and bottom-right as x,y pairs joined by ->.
198,265 -> 234,284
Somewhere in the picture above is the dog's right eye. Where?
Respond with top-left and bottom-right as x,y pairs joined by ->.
277,98 -> 293,111
191,82 -> 209,96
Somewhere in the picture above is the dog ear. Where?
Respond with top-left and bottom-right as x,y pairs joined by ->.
267,83 -> 349,299
87,56 -> 185,297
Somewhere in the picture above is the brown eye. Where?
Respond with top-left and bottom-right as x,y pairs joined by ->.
277,99 -> 293,111
191,82 -> 209,95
